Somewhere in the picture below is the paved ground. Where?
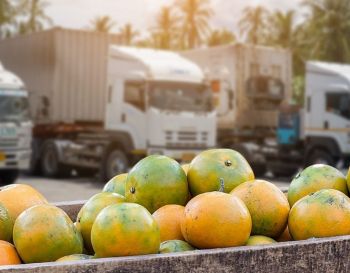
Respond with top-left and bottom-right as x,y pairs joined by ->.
16,174 -> 291,203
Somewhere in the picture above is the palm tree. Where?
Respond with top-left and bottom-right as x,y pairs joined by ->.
207,28 -> 236,47
153,6 -> 179,49
89,15 -> 116,33
302,0 -> 350,63
18,0 -> 53,34
267,10 -> 296,48
119,23 -> 139,46
135,33 -> 161,48
239,5 -> 269,45
175,0 -> 213,49
0,0 -> 14,37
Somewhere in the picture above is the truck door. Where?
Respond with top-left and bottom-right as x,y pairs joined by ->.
105,79 -> 147,149
324,91 -> 350,154
121,81 -> 147,149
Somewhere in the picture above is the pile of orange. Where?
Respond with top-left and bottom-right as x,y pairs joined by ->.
1,149 -> 350,267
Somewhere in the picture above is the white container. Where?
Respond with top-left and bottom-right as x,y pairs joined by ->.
0,27 -> 120,125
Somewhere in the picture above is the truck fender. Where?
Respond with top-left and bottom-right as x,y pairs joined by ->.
105,131 -> 135,154
305,137 -> 341,162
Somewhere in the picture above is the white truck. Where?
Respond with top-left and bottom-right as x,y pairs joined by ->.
182,44 -> 292,175
0,64 -> 32,184
0,28 -> 216,181
265,61 -> 350,175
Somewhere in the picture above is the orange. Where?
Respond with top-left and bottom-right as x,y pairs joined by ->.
0,241 -> 21,265
277,226 -> 293,242
91,203 -> 160,257
125,155 -> 188,213
181,192 -> 251,249
13,204 -> 83,263
246,235 -> 276,246
102,173 -> 128,196
187,149 -> 254,196
56,254 -> 93,262
231,180 -> 290,238
0,203 -> 13,242
76,192 -> 125,252
159,240 -> 195,253
152,205 -> 185,242
0,184 -> 48,221
288,164 -> 348,207
288,189 -> 350,240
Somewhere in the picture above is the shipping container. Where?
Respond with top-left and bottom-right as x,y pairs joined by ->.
0,27 -> 121,125
182,44 -> 292,131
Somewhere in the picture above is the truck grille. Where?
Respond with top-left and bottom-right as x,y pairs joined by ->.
0,138 -> 18,150
165,131 -> 208,148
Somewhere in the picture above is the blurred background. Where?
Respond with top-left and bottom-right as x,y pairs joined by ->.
0,0 -> 349,201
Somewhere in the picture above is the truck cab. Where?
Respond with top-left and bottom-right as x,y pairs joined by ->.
101,47 -> 216,180
303,61 -> 350,167
0,64 -> 32,184
265,61 -> 350,177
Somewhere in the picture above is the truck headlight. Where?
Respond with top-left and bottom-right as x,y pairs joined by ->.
149,150 -> 164,155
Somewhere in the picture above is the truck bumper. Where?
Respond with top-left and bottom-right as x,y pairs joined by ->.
0,149 -> 31,170
148,147 -> 214,162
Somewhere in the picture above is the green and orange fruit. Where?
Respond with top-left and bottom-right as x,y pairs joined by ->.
91,203 -> 160,257
76,192 -> 125,252
187,149 -> 254,196
0,203 -> 13,242
125,155 -> 188,213
152,205 -> 185,242
181,192 -> 252,249
0,184 -> 48,222
0,241 -> 21,266
56,254 -> 93,262
288,164 -> 348,207
246,235 -> 276,246
231,180 -> 290,238
102,173 -> 128,196
13,204 -> 83,263
288,189 -> 350,240
159,240 -> 195,254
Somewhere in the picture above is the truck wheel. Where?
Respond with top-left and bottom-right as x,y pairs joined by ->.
252,163 -> 267,178
271,168 -> 298,179
102,149 -> 129,182
306,150 -> 335,167
230,144 -> 266,177
28,139 -> 42,175
41,141 -> 71,178
0,170 -> 19,185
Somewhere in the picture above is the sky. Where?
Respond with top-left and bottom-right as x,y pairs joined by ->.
45,0 -> 302,36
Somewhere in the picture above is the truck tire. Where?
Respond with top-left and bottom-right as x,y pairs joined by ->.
306,150 -> 335,167
101,149 -> 129,182
0,170 -> 19,185
231,144 -> 266,177
271,168 -> 298,179
41,141 -> 71,178
28,139 -> 42,175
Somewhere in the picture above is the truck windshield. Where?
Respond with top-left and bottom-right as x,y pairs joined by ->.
0,90 -> 30,122
149,82 -> 213,112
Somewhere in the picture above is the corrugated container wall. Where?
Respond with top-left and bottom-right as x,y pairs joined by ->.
0,28 -> 120,124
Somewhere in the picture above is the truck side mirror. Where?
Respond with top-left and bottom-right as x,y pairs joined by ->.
42,96 -> 50,107
41,96 -> 50,118
228,89 -> 234,110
